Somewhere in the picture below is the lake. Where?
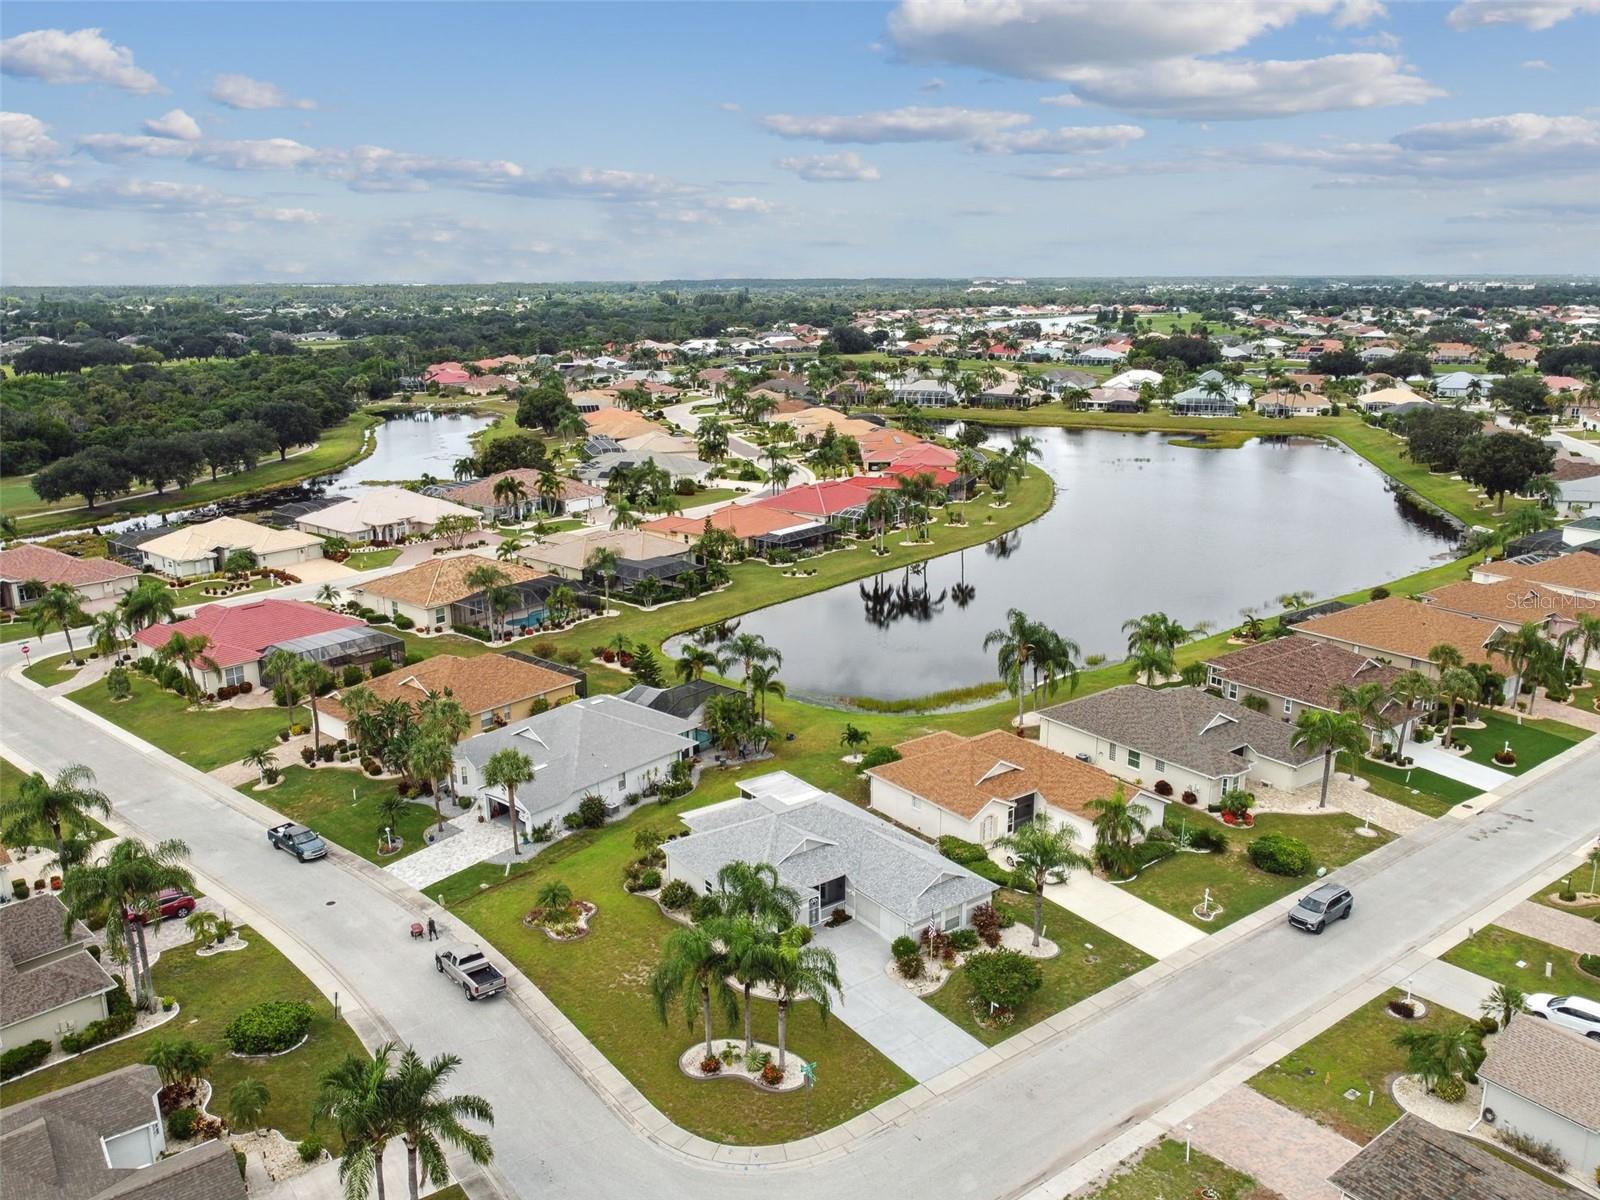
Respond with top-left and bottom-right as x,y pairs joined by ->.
703,426 -> 1459,704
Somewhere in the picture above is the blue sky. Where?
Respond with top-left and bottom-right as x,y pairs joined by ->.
3,1 -> 1597,284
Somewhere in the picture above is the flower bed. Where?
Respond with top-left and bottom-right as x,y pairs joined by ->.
522,900 -> 597,941
677,1040 -> 806,1093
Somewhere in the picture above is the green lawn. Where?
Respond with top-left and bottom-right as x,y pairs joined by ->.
1337,752 -> 1478,818
71,674 -> 293,772
1528,868 -> 1600,920
681,487 -> 745,507
1248,990 -> 1469,1144
1450,712 -> 1589,776
21,650 -> 87,687
346,547 -> 403,571
241,766 -> 437,864
449,792 -> 914,1145
1120,812 -> 1393,932
1440,926 -> 1600,1002
0,928 -> 365,1142
1084,1138 -> 1264,1200
2,614 -> 92,643
0,756 -> 112,846
921,890 -> 1152,1045
1567,671 -> 1600,715
168,575 -> 277,608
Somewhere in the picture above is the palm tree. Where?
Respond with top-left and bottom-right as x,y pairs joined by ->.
1430,643 -> 1465,673
157,631 -> 218,698
294,660 -> 334,749
495,536 -> 525,562
996,816 -> 1090,947
586,547 -> 620,612
89,609 -> 123,660
863,489 -> 898,554
491,474 -> 528,521
316,583 -> 342,606
119,578 -> 177,632
0,762 -> 110,870
464,563 -> 511,639
675,644 -> 717,683
766,925 -> 842,1071
1388,670 -> 1435,750
317,1045 -> 404,1200
718,632 -> 780,681
1488,622 -> 1559,715
839,723 -> 871,754
1032,627 -> 1082,711
389,1047 -> 495,1200
1126,640 -> 1176,687
61,836 -> 193,1010
1435,666 -> 1480,748
1481,983 -> 1527,1028
1291,709 -> 1367,808
713,861 -> 801,926
1086,785 -> 1147,878
720,915 -> 779,1057
1394,1025 -> 1484,1095
227,1078 -> 271,1132
610,499 -> 641,531
984,608 -> 1044,731
243,744 -> 277,786
453,456 -> 479,482
1333,681 -> 1393,758
31,582 -> 86,657
746,661 -> 784,724
650,924 -> 739,1062
481,748 -> 533,857
408,735 -> 455,832
263,647 -> 304,731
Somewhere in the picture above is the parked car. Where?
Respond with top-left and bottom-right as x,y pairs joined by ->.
434,942 -> 507,1001
1287,882 -> 1352,934
125,887 -> 196,923
1526,993 -> 1600,1040
267,821 -> 328,862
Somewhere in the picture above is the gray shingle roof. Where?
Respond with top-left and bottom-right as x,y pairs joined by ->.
668,784 -> 993,927
0,895 -> 115,1027
1479,1015 -> 1600,1131
1039,685 -> 1319,778
1328,1115 -> 1574,1200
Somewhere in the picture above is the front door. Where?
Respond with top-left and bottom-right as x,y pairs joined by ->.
806,895 -> 821,927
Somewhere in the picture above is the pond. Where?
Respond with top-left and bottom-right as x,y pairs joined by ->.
695,426 -> 1459,704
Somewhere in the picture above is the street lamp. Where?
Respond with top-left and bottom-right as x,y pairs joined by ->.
1184,1123 -> 1194,1163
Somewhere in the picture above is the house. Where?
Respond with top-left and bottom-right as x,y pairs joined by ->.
1206,638 -> 1411,738
1292,596 -> 1513,681
888,377 -> 959,407
1477,1016 -> 1599,1184
640,505 -> 834,555
441,469 -> 603,521
293,487 -> 480,544
1040,368 -> 1096,395
424,362 -> 471,387
574,450 -> 714,486
1103,369 -> 1163,392
618,679 -> 743,747
1473,551 -> 1600,602
0,1064 -> 247,1200
1502,342 -> 1541,364
866,729 -> 1165,847
1071,346 -> 1127,365
519,528 -> 698,585
1562,515 -> 1600,549
134,516 -> 325,578
753,479 -> 878,529
1434,370 -> 1497,401
1328,1114 -> 1572,1200
1551,456 -> 1600,510
459,374 -> 516,396
0,545 -> 140,614
1079,388 -> 1140,413
132,598 -> 399,690
319,652 -> 580,740
453,695 -> 695,829
1359,385 -> 1432,417
1422,578 -> 1600,652
664,771 -> 995,939
1038,685 -> 1323,805
1258,389 -> 1333,417
1430,342 -> 1479,364
348,555 -> 562,635
1171,371 -> 1251,416
0,894 -> 116,1052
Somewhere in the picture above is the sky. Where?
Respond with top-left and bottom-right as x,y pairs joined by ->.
2,0 -> 1598,285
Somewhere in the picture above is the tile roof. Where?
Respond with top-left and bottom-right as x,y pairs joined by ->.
1328,1114 -> 1572,1200
1423,578 -> 1600,625
296,487 -> 479,536
752,479 -> 877,519
641,504 -> 825,541
521,528 -> 692,573
132,599 -> 363,667
1477,552 -> 1600,597
0,895 -> 115,1027
323,652 -> 575,725
1039,685 -> 1319,778
1208,637 -> 1408,711
0,545 -> 139,587
582,408 -> 662,440
442,469 -> 599,508
135,516 -> 322,564
868,730 -> 1121,821
352,554 -> 547,609
1479,1015 -> 1600,1130
1293,596 -> 1509,670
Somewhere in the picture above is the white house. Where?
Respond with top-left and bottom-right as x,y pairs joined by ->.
134,516 -> 325,578
888,377 -> 960,407
294,487 -> 480,543
0,895 -> 115,1052
865,729 -> 1165,847
1477,1015 -> 1600,1184
0,545 -> 140,614
1102,368 -> 1163,391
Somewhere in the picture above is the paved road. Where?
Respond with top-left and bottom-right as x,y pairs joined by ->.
4,643 -> 1598,1200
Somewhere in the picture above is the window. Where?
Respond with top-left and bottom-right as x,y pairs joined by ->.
458,766 -> 469,784
941,905 -> 961,932
1226,683 -> 1239,701
1126,750 -> 1141,770
1154,759 -> 1166,772
434,609 -> 446,624
1282,697 -> 1292,715
617,774 -> 627,792
1107,744 -> 1118,763
221,664 -> 245,688
981,815 -> 996,842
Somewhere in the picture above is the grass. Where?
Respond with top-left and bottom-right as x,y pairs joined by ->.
1450,711 -> 1589,776
346,547 -> 403,571
1120,811 -> 1393,932
71,674 -> 294,772
21,650 -> 87,687
1084,1137 -> 1266,1200
1528,867 -> 1600,920
681,487 -> 745,507
1567,671 -> 1600,715
921,890 -> 1152,1045
846,680 -> 1007,713
1248,990 -> 1469,1144
0,756 -> 112,844
2,614 -> 91,643
0,927 -> 365,1142
167,575 -> 277,608
449,791 -> 914,1144
1440,926 -> 1600,1002
240,766 -> 437,865
1336,751 -> 1478,818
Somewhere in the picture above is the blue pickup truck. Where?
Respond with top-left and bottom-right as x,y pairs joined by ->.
267,822 -> 328,862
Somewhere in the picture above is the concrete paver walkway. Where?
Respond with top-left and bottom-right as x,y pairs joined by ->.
386,809 -> 516,890
1405,959 -> 1498,1016
1496,898 -> 1600,956
813,918 -> 984,1083
1275,774 -> 1433,834
1041,867 -> 1207,960
1188,1085 -> 1358,1200
1405,742 -> 1512,791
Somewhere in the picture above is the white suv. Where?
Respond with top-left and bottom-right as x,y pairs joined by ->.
1525,993 -> 1600,1041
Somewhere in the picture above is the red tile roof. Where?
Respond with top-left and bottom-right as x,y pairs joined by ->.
752,479 -> 877,519
133,599 -> 363,667
0,544 -> 139,588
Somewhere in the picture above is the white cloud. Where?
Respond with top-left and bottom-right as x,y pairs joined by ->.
776,152 -> 882,181
1351,30 -> 1402,49
1039,93 -> 1085,107
760,105 -> 1030,143
717,101 -> 741,112
1061,53 -> 1442,119
1522,58 -> 1555,70
208,72 -> 316,110
259,208 -> 324,224
5,172 -> 254,214
77,133 -> 195,162
703,196 -> 775,213
1447,0 -> 1600,30
142,108 -> 202,141
973,123 -> 1144,154
0,27 -> 161,93
919,77 -> 946,92
1018,160 -> 1195,182
0,112 -> 60,161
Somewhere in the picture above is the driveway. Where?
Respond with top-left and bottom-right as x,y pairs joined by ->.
813,918 -> 984,1082
1040,867 -> 1206,960
1404,742 -> 1511,791
1404,959 -> 1498,1016
1187,1085 -> 1358,1200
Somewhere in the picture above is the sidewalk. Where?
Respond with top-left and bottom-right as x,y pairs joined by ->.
1403,959 -> 1498,1016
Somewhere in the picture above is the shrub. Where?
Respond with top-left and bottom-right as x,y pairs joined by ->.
692,894 -> 724,924
1370,586 -> 1391,600
896,954 -> 923,980
107,978 -> 132,1016
1248,833 -> 1314,877
1476,1015 -> 1499,1035
576,794 -> 607,829
342,664 -> 364,687
167,1107 -> 200,1140
1388,998 -> 1417,1019
625,869 -> 661,893
970,903 -> 1002,948
760,1061 -> 785,1087
857,745 -> 902,772
300,746 -> 316,765
1497,1126 -> 1568,1173
1432,1074 -> 1466,1103
561,812 -> 583,831
369,658 -> 393,678
1130,840 -> 1177,871
949,928 -> 980,952
937,835 -> 989,865
222,1000 -> 313,1055
1152,779 -> 1173,797
659,879 -> 695,910
392,613 -> 415,630
298,1138 -> 324,1164
963,949 -> 1043,1014
60,1010 -> 136,1054
699,1055 -> 722,1075
1579,953 -> 1600,979
890,935 -> 919,960
0,1039 -> 51,1080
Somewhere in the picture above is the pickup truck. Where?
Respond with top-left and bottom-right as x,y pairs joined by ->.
267,822 -> 328,862
434,943 -> 507,1001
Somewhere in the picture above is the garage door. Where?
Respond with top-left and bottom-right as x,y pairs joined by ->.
853,894 -> 887,936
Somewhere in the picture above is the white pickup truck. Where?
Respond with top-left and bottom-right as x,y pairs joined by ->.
434,943 -> 507,1001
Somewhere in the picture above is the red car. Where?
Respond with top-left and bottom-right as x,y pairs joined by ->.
125,888 -> 196,923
